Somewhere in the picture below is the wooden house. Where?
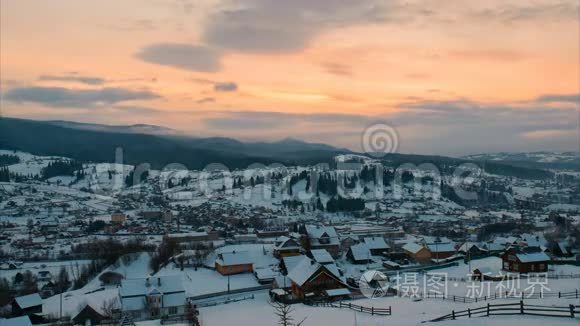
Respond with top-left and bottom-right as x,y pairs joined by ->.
12,293 -> 42,316
402,242 -> 431,263
501,248 -> 550,273
286,257 -> 347,300
215,251 -> 253,275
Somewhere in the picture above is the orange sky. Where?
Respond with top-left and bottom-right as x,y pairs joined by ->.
1,0 -> 578,155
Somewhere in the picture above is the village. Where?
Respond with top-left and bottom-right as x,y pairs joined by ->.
0,150 -> 579,326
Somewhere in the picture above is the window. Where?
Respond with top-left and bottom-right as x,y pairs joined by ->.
530,264 -> 535,272
168,307 -> 178,315
503,261 -> 509,270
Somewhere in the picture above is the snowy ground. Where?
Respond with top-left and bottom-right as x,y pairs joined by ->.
198,292 -> 580,326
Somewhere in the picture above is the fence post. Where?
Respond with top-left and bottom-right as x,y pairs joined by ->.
576,289 -> 578,299
487,303 -> 490,316
558,291 -> 561,298
453,295 -> 455,302
452,310 -> 455,320
468,308 -> 471,318
570,305 -> 575,318
389,306 -> 391,315
371,307 -> 374,315
520,300 -> 524,314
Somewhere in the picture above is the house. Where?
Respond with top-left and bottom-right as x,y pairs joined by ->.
286,257 -> 347,300
482,242 -> 506,254
501,248 -> 550,273
426,242 -> 456,260
119,276 -> 186,321
11,293 -> 42,316
546,241 -> 572,258
309,249 -> 334,265
402,243 -> 431,263
458,243 -> 487,257
72,304 -> 107,326
362,237 -> 390,256
253,268 -> 277,284
273,236 -> 302,258
305,225 -> 340,258
140,208 -> 173,222
346,243 -> 372,264
166,232 -> 209,246
36,271 -> 52,282
215,251 -> 253,275
111,212 -> 127,224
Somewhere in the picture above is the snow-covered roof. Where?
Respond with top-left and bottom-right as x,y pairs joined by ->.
363,237 -> 390,250
14,293 -> 42,309
427,242 -> 455,253
216,251 -> 252,266
348,243 -> 370,261
310,249 -> 334,264
306,225 -> 338,245
516,252 -> 550,263
254,268 -> 277,280
120,276 -> 184,298
325,288 -> 350,297
402,242 -> 426,254
287,257 -> 343,287
0,316 -> 32,326
282,255 -> 305,272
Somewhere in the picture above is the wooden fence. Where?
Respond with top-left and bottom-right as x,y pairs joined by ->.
419,289 -> 579,304
306,301 -> 392,316
426,301 -> 580,322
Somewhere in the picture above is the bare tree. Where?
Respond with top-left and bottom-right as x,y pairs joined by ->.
270,300 -> 305,326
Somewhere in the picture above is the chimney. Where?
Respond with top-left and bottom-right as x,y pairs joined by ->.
158,277 -> 161,286
310,259 -> 315,265
145,277 -> 150,287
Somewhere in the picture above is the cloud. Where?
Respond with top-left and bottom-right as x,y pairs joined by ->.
135,43 -> 221,72
321,62 -> 353,77
214,82 -> 238,92
449,49 -> 525,62
201,0 -> 385,53
196,97 -> 216,104
3,86 -> 160,108
474,2 -> 579,24
535,93 -> 579,104
38,74 -> 107,85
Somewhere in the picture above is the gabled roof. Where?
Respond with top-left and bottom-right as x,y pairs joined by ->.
427,242 -> 456,253
310,249 -> 334,264
216,251 -> 252,266
402,242 -> 427,254
287,257 -> 343,287
516,252 -> 550,263
14,293 -> 42,309
363,237 -> 390,250
348,243 -> 371,261
305,225 -> 339,245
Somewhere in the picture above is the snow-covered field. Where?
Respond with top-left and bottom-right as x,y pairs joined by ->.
198,292 -> 580,326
